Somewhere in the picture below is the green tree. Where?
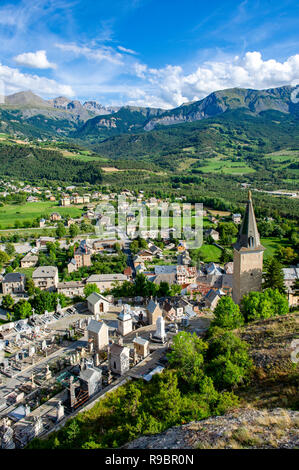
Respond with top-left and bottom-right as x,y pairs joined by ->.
211,296 -> 244,330
13,300 -> 32,320
2,294 -> 14,310
167,331 -> 208,388
69,223 -> 79,238
25,278 -> 36,296
241,288 -> 289,322
56,222 -> 66,238
84,283 -> 100,298
5,243 -> 15,257
206,329 -> 253,389
263,257 -> 286,293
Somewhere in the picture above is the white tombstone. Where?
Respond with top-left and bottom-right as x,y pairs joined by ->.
56,401 -> 64,422
154,316 -> 166,342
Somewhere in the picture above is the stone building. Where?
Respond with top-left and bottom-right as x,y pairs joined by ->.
74,240 -> 92,269
32,266 -> 58,291
133,336 -> 150,359
79,366 -> 102,397
57,281 -> 85,298
117,307 -> 133,336
87,319 -> 109,352
2,273 -> 26,295
20,253 -> 38,269
232,191 -> 265,304
87,292 -> 110,315
146,298 -> 163,325
86,273 -> 129,292
109,343 -> 130,375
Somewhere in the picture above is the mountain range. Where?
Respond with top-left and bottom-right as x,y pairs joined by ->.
0,85 -> 298,143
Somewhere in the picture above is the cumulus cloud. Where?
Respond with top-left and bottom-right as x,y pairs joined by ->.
14,50 -> 57,69
0,63 -> 74,97
129,51 -> 299,108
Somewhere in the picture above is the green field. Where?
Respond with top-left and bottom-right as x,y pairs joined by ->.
0,202 -> 82,229
197,157 -> 256,175
199,243 -> 222,262
261,237 -> 292,260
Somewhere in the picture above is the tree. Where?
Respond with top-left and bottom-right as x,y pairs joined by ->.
2,294 -> 14,310
69,223 -> 79,238
5,243 -> 15,257
170,284 -> 181,296
167,331 -> 208,388
205,329 -> 253,389
84,283 -> 100,298
25,278 -> 36,296
220,248 -> 232,264
13,300 -> 32,320
0,250 -> 10,266
56,223 -> 66,238
241,288 -> 289,322
263,257 -> 286,293
157,281 -> 170,297
211,296 -> 244,330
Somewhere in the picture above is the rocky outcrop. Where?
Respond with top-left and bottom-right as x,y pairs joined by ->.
126,407 -> 299,449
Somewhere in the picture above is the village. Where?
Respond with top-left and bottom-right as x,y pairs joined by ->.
0,185 -> 298,448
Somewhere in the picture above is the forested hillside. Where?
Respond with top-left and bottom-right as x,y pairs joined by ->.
0,143 -> 102,183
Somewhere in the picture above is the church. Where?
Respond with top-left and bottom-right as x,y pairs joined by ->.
232,191 -> 265,304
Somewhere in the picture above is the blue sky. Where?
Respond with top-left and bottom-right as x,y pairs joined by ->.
0,0 -> 298,108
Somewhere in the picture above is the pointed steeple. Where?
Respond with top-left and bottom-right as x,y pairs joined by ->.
234,191 -> 264,251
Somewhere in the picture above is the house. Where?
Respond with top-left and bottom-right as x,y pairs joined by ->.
61,196 -> 71,206
39,218 -> 46,228
137,249 -> 154,261
205,289 -> 226,311
283,266 -> 299,307
177,251 -> 191,265
124,266 -> 133,278
67,258 -> 77,273
93,239 -> 123,252
87,319 -> 109,352
152,272 -> 176,286
20,253 -> 38,269
133,336 -> 150,359
36,237 -> 56,250
176,265 -> 197,285
177,241 -> 187,252
2,273 -> 26,295
50,212 -> 62,222
87,292 -> 110,315
232,213 -> 242,224
74,240 -> 92,269
86,274 -> 129,292
32,266 -> 58,291
205,228 -> 220,241
57,281 -> 85,298
109,343 -> 130,375
146,299 -> 163,325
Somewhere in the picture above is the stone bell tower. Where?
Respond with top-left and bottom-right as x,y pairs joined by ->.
232,191 -> 265,304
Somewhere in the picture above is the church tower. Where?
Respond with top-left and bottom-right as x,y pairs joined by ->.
232,191 -> 265,304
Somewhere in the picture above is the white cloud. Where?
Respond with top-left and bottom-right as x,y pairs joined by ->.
117,45 -> 138,55
55,43 -> 124,65
0,62 -> 74,97
130,51 -> 299,108
14,50 -> 57,69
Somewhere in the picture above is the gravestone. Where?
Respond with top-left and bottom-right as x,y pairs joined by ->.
56,400 -> 64,422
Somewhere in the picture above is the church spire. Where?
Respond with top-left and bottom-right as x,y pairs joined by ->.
234,191 -> 263,250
